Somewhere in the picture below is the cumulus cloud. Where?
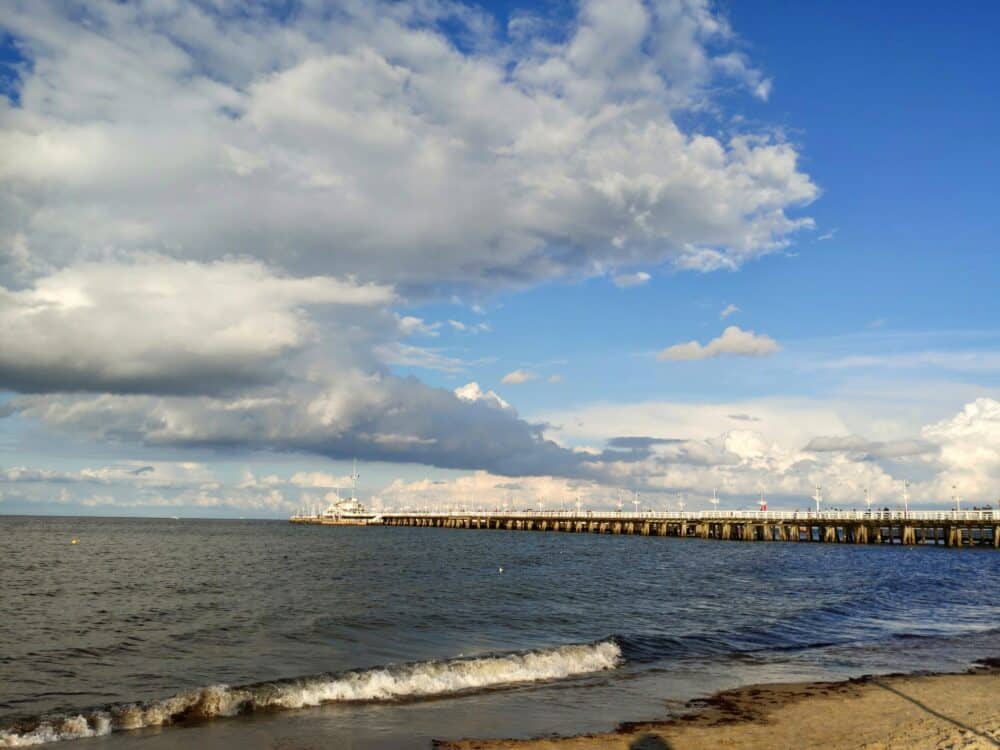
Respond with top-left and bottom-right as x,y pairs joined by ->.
6,398 -> 1000,512
0,257 -> 392,394
1,0 -> 816,292
501,369 -> 538,385
4,373 -> 592,478
375,471 -> 603,511
920,398 -> 1000,499
657,326 -> 780,361
454,382 -> 512,412
719,303 -> 739,319
0,460 -> 299,513
0,0 -> 825,500
611,271 -> 651,288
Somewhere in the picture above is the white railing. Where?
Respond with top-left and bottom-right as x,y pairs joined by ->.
376,509 -> 997,522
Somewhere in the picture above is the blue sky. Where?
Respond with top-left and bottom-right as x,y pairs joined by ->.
395,0 -> 1000,412
0,1 -> 997,516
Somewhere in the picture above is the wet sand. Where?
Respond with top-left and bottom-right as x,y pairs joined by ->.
436,663 -> 1000,750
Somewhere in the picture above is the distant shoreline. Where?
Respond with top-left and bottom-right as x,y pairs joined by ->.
435,660 -> 1000,750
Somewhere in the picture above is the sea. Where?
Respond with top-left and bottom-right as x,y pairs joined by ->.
2,515 -> 999,748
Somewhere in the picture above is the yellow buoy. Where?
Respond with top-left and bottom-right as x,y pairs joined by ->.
71,539 -> 79,544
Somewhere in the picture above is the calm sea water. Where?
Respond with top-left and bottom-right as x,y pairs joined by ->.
2,516 -> 999,748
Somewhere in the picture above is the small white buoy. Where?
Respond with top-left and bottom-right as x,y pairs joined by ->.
498,566 -> 504,574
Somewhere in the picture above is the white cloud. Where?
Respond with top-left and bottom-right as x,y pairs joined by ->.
375,471 -> 601,510
0,0 -> 829,501
374,343 -> 473,373
448,319 -> 490,333
921,398 -> 1000,500
454,382 -> 512,412
288,472 -> 352,489
5,371 -> 588,478
719,303 -> 739,319
611,271 -> 651,288
6,398 -> 1000,510
1,0 -> 815,292
397,315 -> 440,337
541,397 -> 1000,506
548,374 -> 564,384
0,257 -> 392,394
501,369 -> 538,385
657,325 -> 780,361
539,398 -> 849,452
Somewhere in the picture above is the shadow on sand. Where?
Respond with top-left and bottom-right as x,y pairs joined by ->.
873,680 -> 999,748
629,734 -> 673,750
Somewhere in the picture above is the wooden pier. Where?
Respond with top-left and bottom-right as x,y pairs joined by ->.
371,509 -> 999,548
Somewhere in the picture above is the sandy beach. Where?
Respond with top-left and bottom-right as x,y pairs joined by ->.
436,664 -> 1000,750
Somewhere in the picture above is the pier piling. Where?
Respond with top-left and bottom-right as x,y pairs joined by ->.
359,509 -> 999,550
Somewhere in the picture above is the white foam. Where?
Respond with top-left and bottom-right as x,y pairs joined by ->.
0,714 -> 110,747
0,641 -> 621,746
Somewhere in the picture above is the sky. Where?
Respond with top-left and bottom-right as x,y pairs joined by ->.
0,0 -> 998,517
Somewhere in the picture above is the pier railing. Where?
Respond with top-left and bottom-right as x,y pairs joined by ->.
377,508 -> 996,522
294,506 -> 999,547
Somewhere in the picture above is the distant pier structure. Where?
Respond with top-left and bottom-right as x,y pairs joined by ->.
373,509 -> 999,548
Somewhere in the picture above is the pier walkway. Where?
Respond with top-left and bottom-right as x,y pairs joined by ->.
373,509 -> 999,548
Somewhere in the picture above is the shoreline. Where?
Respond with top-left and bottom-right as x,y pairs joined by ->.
435,660 -> 1000,750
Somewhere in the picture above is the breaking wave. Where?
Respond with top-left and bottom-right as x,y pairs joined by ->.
0,640 -> 622,746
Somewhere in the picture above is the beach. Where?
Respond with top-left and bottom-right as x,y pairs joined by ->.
437,666 -> 1000,750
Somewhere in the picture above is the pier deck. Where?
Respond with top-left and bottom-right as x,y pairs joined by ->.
366,509 -> 999,548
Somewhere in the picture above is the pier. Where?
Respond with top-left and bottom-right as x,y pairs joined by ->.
370,509 -> 999,548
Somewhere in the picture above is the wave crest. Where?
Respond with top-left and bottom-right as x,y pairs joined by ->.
0,640 -> 621,746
